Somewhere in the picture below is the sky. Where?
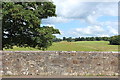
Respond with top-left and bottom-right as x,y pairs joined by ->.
41,0 -> 118,38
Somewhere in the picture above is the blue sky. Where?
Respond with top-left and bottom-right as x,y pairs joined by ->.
42,0 -> 118,38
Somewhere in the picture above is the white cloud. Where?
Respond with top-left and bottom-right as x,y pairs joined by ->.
46,24 -> 55,28
73,25 -> 104,36
42,17 -> 71,24
41,1 -> 118,37
42,1 -> 118,24
96,3 -> 118,16
41,24 -> 56,28
100,21 -> 118,35
107,26 -> 118,35
70,23 -> 118,37
99,34 -> 110,37
53,0 -> 119,2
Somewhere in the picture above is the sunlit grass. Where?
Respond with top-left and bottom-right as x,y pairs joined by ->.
47,41 -> 118,51
4,41 -> 118,51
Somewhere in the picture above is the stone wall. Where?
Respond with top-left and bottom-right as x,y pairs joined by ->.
2,51 -> 120,76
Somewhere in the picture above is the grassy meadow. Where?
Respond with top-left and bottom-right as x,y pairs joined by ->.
4,41 -> 118,51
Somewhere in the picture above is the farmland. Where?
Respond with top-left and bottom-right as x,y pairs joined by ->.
4,41 -> 118,51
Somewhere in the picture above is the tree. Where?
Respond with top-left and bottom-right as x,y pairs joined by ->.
90,37 -> 95,41
53,38 -> 62,42
66,37 -> 73,42
95,37 -> 101,41
102,37 -> 110,41
109,35 -> 120,45
2,2 -> 60,50
85,37 -> 91,41
80,37 -> 85,41
63,37 -> 66,41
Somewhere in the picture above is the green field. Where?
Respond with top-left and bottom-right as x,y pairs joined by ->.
4,41 -> 118,51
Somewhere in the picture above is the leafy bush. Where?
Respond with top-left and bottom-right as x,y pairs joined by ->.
109,35 -> 120,45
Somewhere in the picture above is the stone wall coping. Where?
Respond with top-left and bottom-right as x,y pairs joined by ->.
0,51 -> 120,54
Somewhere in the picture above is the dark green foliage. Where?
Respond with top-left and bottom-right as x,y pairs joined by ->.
95,37 -> 102,41
74,37 -> 110,41
80,37 -> 85,41
102,37 -> 110,41
109,35 -> 120,45
63,37 -> 66,41
61,36 -> 110,42
2,2 -> 60,50
75,37 -> 80,41
89,37 -> 96,41
66,37 -> 74,42
53,38 -> 62,42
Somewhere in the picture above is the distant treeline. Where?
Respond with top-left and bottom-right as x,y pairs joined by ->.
53,37 -> 110,42
53,35 -> 120,45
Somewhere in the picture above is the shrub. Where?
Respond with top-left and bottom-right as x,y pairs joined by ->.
109,35 -> 120,45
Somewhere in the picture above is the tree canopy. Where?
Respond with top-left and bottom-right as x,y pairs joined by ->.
109,35 -> 120,45
2,2 -> 60,50
54,36 -> 111,42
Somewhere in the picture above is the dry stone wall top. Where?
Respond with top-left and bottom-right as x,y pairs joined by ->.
1,51 -> 120,76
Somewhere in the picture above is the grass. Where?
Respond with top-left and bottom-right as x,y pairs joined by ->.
4,41 -> 118,51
